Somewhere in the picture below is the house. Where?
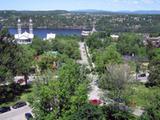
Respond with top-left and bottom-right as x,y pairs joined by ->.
43,33 -> 56,41
146,36 -> 160,48
111,34 -> 119,40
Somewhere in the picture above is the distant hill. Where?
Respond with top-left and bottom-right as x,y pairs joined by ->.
0,10 -> 69,16
72,9 -> 160,15
118,10 -> 160,14
0,10 -> 160,15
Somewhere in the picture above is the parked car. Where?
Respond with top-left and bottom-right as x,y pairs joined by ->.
25,113 -> 33,120
112,104 -> 132,112
17,79 -> 25,84
89,99 -> 102,105
113,98 -> 125,103
0,106 -> 11,114
12,101 -> 27,109
138,73 -> 146,77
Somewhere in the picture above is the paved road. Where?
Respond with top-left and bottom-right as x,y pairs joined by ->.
88,74 -> 103,100
0,105 -> 32,120
78,42 -> 103,101
78,42 -> 89,65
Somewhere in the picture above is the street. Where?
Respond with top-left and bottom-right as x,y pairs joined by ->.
78,42 -> 103,101
0,104 -> 32,120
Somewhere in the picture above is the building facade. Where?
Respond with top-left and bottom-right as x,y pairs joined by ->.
14,18 -> 34,44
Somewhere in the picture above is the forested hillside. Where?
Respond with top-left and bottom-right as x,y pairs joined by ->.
0,10 -> 160,33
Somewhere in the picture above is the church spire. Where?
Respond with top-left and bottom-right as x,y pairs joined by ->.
91,19 -> 96,34
17,18 -> 21,35
29,18 -> 33,34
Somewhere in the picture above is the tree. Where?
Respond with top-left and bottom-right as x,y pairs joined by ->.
98,64 -> 131,98
64,104 -> 104,120
95,44 -> 123,73
51,36 -> 80,60
14,45 -> 35,85
117,33 -> 145,56
29,60 -> 89,120
31,37 -> 52,55
37,52 -> 59,72
0,29 -> 18,83
102,105 -> 135,120
148,57 -> 160,86
140,92 -> 160,120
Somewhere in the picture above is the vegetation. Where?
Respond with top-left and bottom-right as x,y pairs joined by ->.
99,64 -> 131,98
1,11 -> 160,33
1,13 -> 160,119
116,33 -> 146,57
94,44 -> 123,73
123,84 -> 160,107
28,60 -> 89,120
140,92 -> 160,120
0,28 -> 34,84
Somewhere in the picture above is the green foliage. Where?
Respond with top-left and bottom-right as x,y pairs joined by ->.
117,33 -> 146,57
123,84 -> 160,107
51,36 -> 80,60
98,64 -> 130,98
31,37 -> 52,55
148,57 -> 160,86
29,60 -> 88,120
0,29 -> 34,85
147,48 -> 160,60
95,44 -> 123,73
140,92 -> 160,120
65,104 -> 104,120
37,52 -> 59,72
101,105 -> 135,120
86,32 -> 112,52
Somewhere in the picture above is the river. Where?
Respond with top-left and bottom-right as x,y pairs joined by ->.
9,28 -> 82,39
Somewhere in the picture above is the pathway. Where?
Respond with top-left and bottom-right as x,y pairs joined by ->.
78,42 -> 103,101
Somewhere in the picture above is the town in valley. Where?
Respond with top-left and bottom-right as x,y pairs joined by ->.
0,0 -> 160,120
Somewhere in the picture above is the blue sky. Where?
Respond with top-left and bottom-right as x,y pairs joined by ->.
0,0 -> 160,11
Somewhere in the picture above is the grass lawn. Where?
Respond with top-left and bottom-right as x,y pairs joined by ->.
125,83 -> 159,107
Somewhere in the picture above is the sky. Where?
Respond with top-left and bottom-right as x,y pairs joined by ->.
0,0 -> 160,11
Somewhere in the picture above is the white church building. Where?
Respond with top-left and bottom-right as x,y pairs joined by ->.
81,21 -> 97,37
14,18 -> 34,44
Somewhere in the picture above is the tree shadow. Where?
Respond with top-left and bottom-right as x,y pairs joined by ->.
0,83 -> 32,105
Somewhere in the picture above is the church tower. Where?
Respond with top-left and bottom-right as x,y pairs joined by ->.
91,20 -> 97,34
17,18 -> 21,35
29,18 -> 33,34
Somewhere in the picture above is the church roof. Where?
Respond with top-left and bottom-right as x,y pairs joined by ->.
14,31 -> 34,40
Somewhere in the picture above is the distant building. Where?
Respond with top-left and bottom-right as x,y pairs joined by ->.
81,21 -> 97,37
111,34 -> 119,40
43,33 -> 56,41
81,30 -> 90,36
146,36 -> 160,48
14,18 -> 34,44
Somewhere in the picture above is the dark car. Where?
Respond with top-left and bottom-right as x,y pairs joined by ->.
17,79 -> 25,84
25,113 -> 33,120
138,73 -> 146,77
113,98 -> 125,103
12,101 -> 27,109
0,106 -> 11,114
112,104 -> 132,112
